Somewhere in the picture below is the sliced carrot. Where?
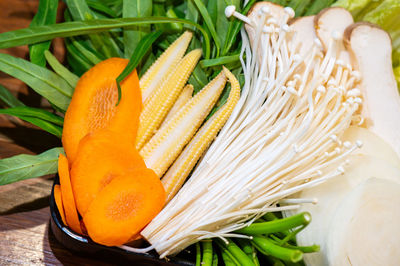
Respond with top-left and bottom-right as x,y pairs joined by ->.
62,58 -> 142,162
70,129 -> 146,216
58,153 -> 82,235
53,184 -> 67,226
83,168 -> 165,246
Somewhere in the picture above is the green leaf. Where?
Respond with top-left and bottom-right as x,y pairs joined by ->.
123,0 -> 152,58
0,147 -> 63,185
70,37 -> 103,65
86,0 -> 118,17
215,0 -> 232,49
0,84 -> 24,108
29,0 -> 58,67
166,8 -> 183,32
288,0 -> 312,16
305,0 -> 336,15
12,115 -> 63,137
44,50 -> 80,88
363,0 -> 400,33
207,0 -> 218,25
116,30 -> 162,104
0,53 -> 72,111
0,106 -> 63,126
193,0 -> 221,57
65,38 -> 93,75
66,0 -> 121,58
190,65 -> 209,93
185,0 -> 199,31
200,54 -> 240,68
0,17 -> 211,59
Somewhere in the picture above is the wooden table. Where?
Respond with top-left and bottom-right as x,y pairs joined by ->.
0,1 -> 114,265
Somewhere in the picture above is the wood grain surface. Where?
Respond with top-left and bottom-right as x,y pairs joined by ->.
0,1 -> 114,265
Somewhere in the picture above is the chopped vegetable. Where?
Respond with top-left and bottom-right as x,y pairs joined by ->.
54,184 -> 67,226
83,168 -> 165,246
70,130 -> 146,215
62,58 -> 141,162
327,178 -> 400,265
58,153 -> 82,234
342,126 -> 400,166
344,22 -> 400,157
292,154 -> 400,265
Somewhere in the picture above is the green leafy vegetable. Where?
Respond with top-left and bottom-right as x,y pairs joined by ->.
305,0 -> 337,15
0,53 -> 72,111
0,84 -> 24,108
200,54 -> 240,68
394,65 -> 400,89
44,50 -> 80,88
0,147 -> 63,185
70,37 -> 103,65
116,30 -> 162,104
288,0 -> 312,16
332,0 -> 383,19
0,106 -> 63,126
193,0 -> 221,57
29,0 -> 58,67
0,17 -> 211,59
123,0 -> 152,58
86,0 -> 118,17
12,115 -> 63,137
65,0 -> 121,58
65,38 -> 93,75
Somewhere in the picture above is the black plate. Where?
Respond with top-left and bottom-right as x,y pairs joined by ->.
49,175 -> 195,265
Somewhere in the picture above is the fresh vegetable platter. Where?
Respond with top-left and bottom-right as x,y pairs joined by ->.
0,0 -> 399,265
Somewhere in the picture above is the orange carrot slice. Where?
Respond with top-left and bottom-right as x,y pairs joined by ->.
83,168 -> 165,246
58,153 -> 82,235
62,58 -> 142,162
54,184 -> 67,226
70,129 -> 146,216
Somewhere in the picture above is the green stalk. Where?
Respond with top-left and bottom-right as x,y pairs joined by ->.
216,239 -> 255,266
236,212 -> 311,235
236,239 -> 260,266
252,235 -> 303,263
195,242 -> 202,266
201,240 -> 213,266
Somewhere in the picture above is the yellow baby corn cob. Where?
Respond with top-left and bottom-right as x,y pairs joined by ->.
160,84 -> 193,128
162,67 -> 240,203
140,70 -> 228,177
136,49 -> 202,150
139,31 -> 193,102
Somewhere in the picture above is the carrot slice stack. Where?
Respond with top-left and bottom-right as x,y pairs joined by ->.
58,153 -> 82,234
83,168 -> 165,246
70,129 -> 146,216
53,184 -> 67,226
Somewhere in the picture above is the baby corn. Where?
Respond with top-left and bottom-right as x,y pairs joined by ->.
160,84 -> 193,128
162,67 -> 240,203
139,31 -> 193,102
140,70 -> 228,177
136,49 -> 202,150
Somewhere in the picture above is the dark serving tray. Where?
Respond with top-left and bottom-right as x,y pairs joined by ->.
49,175 -> 195,265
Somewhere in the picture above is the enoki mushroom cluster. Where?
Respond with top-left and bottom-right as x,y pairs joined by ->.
140,5 -> 363,258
